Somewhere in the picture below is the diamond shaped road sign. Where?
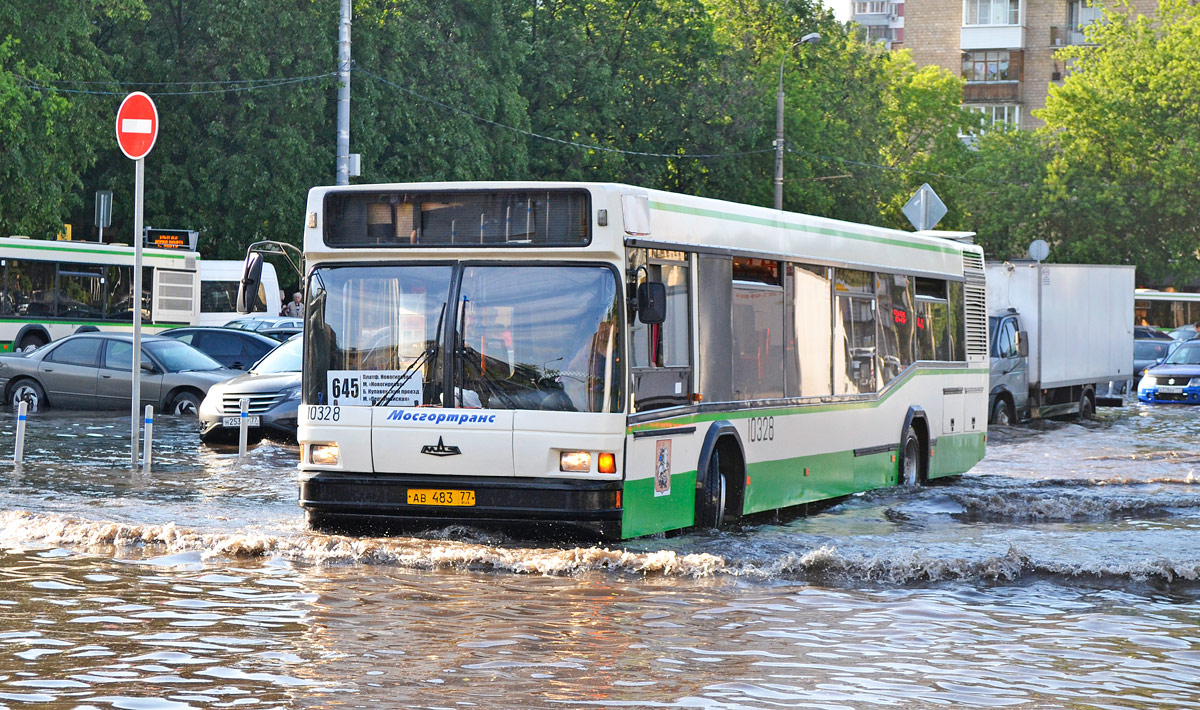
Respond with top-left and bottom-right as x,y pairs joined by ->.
902,183 -> 947,232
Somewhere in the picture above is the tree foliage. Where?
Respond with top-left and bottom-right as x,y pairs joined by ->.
1031,0 -> 1200,281
25,0 -> 1197,280
0,1 -> 112,239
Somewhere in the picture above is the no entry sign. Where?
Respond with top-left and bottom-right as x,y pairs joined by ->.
115,92 -> 158,160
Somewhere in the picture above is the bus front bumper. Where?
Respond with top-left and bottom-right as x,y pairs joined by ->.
299,471 -> 624,539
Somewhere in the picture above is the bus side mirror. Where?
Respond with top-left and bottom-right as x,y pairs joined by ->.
637,281 -> 667,324
237,253 -> 264,314
1017,330 -> 1029,358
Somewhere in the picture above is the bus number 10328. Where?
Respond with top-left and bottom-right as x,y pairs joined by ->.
748,416 -> 774,442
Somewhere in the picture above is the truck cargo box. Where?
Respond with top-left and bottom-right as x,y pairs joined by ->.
986,263 -> 1134,389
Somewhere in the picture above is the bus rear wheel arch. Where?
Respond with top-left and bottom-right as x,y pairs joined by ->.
14,327 -> 49,353
898,411 -> 929,486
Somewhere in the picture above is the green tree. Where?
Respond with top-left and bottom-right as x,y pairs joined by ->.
84,0 -> 333,260
1037,0 -> 1200,281
0,1 -> 116,240
954,129 -> 1055,260
877,49 -> 974,231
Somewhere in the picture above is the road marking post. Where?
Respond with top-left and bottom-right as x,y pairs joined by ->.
142,405 -> 154,473
238,397 -> 249,457
14,401 -> 27,464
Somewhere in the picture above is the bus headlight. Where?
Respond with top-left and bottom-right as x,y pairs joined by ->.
310,443 -> 340,465
560,451 -> 591,472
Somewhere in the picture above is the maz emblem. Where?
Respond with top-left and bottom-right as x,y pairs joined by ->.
421,437 -> 462,457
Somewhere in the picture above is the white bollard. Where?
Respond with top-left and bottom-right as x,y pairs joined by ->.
142,405 -> 154,473
238,397 -> 249,457
14,401 -> 27,464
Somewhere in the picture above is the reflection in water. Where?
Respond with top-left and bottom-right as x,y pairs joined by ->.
1,548 -> 1198,708
0,406 -> 1196,706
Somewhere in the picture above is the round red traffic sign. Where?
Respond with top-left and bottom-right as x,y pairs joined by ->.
115,92 -> 159,160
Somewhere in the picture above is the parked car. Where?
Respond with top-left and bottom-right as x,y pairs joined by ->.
1137,339 -> 1200,404
1134,325 -> 1173,340
159,327 -> 279,370
1134,338 -> 1176,380
225,315 -> 301,331
257,324 -> 302,341
0,333 -> 237,414
1167,325 -> 1198,341
198,334 -> 302,443
224,316 -> 303,342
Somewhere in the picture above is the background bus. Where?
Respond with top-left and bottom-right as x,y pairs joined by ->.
270,182 -> 989,540
1134,289 -> 1200,333
0,236 -> 200,352
199,260 -> 280,326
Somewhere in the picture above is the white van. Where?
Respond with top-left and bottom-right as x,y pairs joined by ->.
199,260 -> 281,326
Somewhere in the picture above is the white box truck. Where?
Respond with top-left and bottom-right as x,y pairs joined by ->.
199,260 -> 280,326
986,262 -> 1134,423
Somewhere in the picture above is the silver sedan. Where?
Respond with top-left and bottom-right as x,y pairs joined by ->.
0,333 -> 238,415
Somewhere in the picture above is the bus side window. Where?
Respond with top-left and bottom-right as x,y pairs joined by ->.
628,249 -> 691,411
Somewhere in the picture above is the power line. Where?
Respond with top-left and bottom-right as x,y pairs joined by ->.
11,65 -> 1043,188
786,145 -> 1034,188
17,72 -> 337,96
354,66 -> 774,161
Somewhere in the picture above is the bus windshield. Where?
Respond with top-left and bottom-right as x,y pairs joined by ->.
305,264 -> 623,413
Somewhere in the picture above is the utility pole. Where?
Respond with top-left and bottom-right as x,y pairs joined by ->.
336,0 -> 351,185
774,32 -> 821,211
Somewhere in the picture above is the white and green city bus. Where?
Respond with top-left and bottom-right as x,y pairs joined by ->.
250,182 -> 988,539
0,236 -> 202,352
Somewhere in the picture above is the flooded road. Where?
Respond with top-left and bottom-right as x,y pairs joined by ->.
0,405 -> 1198,708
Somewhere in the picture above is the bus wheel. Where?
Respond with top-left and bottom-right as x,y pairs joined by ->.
695,448 -> 728,530
168,391 -> 201,416
16,334 -> 46,353
899,428 -> 922,486
10,379 -> 46,412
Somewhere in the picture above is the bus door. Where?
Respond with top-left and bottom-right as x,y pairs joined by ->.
625,249 -> 697,532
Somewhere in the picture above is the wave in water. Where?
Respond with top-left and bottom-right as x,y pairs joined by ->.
3,509 -> 1199,589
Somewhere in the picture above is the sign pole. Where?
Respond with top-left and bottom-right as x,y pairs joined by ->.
116,90 -> 157,468
131,157 -> 143,467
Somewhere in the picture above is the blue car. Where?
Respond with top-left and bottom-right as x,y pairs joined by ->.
1138,339 -> 1200,403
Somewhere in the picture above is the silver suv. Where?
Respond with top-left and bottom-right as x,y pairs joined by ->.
198,335 -> 302,443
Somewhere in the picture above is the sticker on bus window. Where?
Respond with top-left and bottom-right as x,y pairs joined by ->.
655,440 -> 671,497
327,370 -> 422,407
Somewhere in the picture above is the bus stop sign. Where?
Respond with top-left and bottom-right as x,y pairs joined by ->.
115,92 -> 159,160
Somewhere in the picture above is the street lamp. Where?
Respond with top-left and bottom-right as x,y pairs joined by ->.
775,32 -> 821,211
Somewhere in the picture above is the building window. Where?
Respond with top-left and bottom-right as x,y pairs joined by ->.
865,25 -> 895,42
854,1 -> 891,14
966,104 -> 1021,131
962,51 -> 1013,82
1068,0 -> 1103,42
964,0 -> 1019,25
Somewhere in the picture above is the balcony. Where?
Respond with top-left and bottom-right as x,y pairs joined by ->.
1049,25 -> 1090,46
961,25 -> 1024,50
963,82 -> 1019,102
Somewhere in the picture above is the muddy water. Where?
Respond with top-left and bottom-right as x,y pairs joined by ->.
0,406 -> 1197,708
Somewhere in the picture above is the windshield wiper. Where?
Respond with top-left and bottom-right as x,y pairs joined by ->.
450,296 -> 516,409
373,303 -> 446,407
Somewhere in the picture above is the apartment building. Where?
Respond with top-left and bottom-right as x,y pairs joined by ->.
853,0 -> 1156,130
